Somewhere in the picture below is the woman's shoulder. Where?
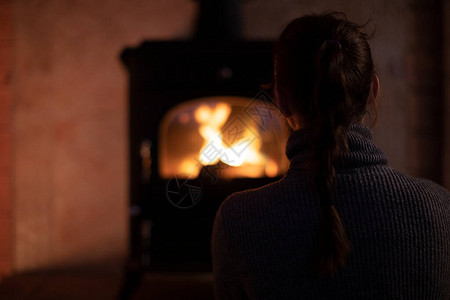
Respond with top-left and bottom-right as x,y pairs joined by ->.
221,178 -> 284,210
216,176 -> 297,224
217,173 -> 317,226
386,167 -> 450,198
373,167 -> 450,220
339,164 -> 450,200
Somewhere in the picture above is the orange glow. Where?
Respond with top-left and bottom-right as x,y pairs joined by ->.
195,102 -> 231,165
191,102 -> 267,177
265,159 -> 278,178
159,97 -> 289,179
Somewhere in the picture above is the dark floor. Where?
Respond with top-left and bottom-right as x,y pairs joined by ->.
0,270 -> 214,300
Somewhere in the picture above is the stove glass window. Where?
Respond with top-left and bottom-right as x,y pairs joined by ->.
159,96 -> 290,179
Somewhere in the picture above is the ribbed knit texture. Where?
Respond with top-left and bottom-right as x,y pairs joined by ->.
212,124 -> 450,299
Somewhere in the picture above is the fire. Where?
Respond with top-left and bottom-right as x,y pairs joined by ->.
187,102 -> 273,177
194,102 -> 231,165
159,97 -> 288,179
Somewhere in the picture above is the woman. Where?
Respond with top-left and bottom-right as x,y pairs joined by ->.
211,12 -> 450,299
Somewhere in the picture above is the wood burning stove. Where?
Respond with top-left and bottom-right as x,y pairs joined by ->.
121,39 -> 289,266
119,0 -> 290,298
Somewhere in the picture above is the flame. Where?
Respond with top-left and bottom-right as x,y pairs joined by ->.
171,101 -> 284,179
193,102 -> 267,174
195,102 -> 232,165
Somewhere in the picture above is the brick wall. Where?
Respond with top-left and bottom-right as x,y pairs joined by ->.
0,0 -> 13,279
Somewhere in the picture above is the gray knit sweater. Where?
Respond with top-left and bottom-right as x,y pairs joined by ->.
212,124 -> 450,299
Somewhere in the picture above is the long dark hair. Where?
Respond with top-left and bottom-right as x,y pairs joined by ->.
274,12 -> 376,277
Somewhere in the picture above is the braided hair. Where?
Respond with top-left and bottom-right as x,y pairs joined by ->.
274,12 -> 376,277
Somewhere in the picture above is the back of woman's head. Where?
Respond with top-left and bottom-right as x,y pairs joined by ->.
274,12 -> 376,277
275,12 -> 375,127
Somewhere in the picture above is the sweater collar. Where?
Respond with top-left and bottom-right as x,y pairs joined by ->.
285,123 -> 388,171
